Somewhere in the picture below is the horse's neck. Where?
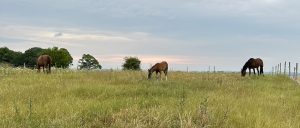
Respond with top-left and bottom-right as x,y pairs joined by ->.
150,66 -> 157,72
242,63 -> 249,71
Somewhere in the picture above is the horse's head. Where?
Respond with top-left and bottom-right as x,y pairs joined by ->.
147,69 -> 152,79
241,68 -> 246,77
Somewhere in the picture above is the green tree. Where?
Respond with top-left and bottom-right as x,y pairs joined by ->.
0,47 -> 27,67
122,56 -> 141,70
0,47 -> 12,63
22,47 -> 44,68
42,47 -> 73,68
78,54 -> 102,70
11,51 -> 23,67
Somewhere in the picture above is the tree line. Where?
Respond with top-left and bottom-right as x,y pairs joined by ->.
0,47 -> 141,70
0,47 -> 73,68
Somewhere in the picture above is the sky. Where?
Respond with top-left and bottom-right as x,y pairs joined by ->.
1,0 -> 300,71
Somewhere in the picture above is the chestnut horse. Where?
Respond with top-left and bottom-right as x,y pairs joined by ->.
37,55 -> 52,73
148,61 -> 168,80
241,58 -> 264,77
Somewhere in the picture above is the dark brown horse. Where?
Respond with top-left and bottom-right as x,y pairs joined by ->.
37,55 -> 52,74
148,61 -> 168,80
241,58 -> 264,77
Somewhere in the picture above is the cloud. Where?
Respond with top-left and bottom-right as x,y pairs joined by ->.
0,24 -> 135,47
2,0 -> 300,71
54,32 -> 63,37
1,22 -> 299,71
0,24 -> 205,68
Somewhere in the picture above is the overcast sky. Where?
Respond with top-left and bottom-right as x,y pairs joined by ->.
1,0 -> 300,71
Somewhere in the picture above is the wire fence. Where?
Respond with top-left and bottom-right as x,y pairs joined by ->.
272,61 -> 298,80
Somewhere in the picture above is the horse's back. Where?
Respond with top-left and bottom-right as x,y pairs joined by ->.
246,58 -> 263,68
37,55 -> 52,65
256,58 -> 263,67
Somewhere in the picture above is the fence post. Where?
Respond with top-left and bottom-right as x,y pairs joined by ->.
187,66 -> 189,73
294,67 -> 296,80
279,63 -> 282,74
278,65 -> 280,75
296,63 -> 298,80
213,66 -> 216,73
284,61 -> 286,75
277,63 -> 278,74
289,62 -> 291,77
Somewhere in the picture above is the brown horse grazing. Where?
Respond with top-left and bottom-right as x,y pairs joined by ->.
241,58 -> 264,77
148,61 -> 168,80
37,55 -> 52,74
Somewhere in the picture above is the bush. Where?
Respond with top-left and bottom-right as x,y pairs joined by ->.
122,57 -> 141,70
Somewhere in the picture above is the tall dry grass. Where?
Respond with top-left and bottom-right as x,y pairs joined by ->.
0,68 -> 300,127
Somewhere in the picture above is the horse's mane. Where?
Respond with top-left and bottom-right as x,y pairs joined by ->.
150,63 -> 160,71
242,62 -> 248,71
242,58 -> 254,71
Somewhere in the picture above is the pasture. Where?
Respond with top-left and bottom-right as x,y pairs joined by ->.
0,68 -> 300,128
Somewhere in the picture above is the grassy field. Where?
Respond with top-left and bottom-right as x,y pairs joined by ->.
0,68 -> 300,128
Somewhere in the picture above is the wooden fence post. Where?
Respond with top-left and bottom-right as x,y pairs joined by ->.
213,66 -> 216,73
294,67 -> 296,80
279,63 -> 282,74
294,66 -> 296,79
293,65 -> 295,79
276,64 -> 278,75
278,64 -> 280,74
289,62 -> 291,76
284,61 -> 286,75
296,63 -> 298,80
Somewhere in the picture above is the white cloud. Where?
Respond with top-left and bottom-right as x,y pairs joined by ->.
2,0 -> 300,71
0,24 -> 208,70
0,25 -> 134,47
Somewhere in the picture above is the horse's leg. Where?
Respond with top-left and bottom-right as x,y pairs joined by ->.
156,71 -> 159,80
46,65 -> 49,74
47,64 -> 51,74
46,65 -> 48,74
159,71 -> 162,80
257,68 -> 260,75
164,70 -> 168,81
260,66 -> 264,75
249,68 -> 251,76
37,65 -> 40,73
253,68 -> 256,75
42,66 -> 45,73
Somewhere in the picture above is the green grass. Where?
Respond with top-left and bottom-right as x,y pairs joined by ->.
1,68 -> 300,128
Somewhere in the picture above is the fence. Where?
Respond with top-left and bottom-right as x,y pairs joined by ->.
185,66 -> 217,73
272,61 -> 298,80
